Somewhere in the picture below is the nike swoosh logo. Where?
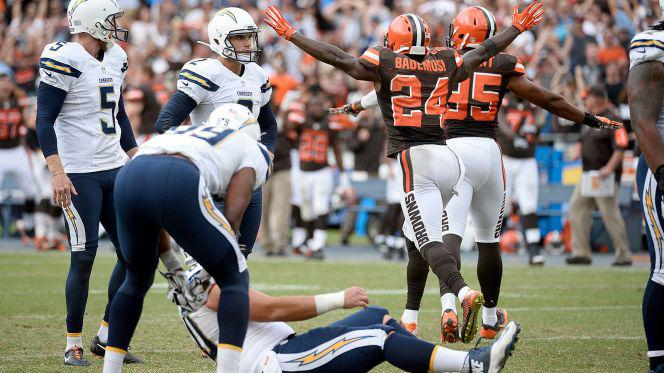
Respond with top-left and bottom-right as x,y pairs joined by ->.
182,81 -> 189,86
44,71 -> 52,77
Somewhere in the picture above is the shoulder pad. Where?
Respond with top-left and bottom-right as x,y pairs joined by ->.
629,30 -> 664,69
179,58 -> 220,92
40,42 -> 82,78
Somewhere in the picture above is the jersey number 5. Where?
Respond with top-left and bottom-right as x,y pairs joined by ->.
390,75 -> 448,128
99,86 -> 117,135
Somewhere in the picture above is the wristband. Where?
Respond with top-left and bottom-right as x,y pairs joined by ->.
359,90 -> 378,110
52,170 -> 65,177
582,112 -> 599,128
314,290 -> 345,314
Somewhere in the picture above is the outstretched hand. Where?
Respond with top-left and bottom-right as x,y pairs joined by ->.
264,6 -> 297,40
512,2 -> 544,32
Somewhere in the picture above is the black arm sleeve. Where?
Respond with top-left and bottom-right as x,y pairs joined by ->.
154,90 -> 198,134
258,102 -> 277,152
117,95 -> 138,151
35,83 -> 67,158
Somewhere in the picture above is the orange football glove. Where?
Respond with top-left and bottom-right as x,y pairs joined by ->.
512,2 -> 544,32
582,112 -> 623,129
264,6 -> 297,40
595,115 -> 623,130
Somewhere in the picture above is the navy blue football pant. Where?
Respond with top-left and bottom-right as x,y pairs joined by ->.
637,156 -> 664,370
107,155 -> 249,351
63,167 -> 126,334
215,188 -> 262,256
273,306 -> 438,372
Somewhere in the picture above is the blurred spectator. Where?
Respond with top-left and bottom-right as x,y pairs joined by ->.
566,86 -> 632,266
598,33 -> 628,67
260,130 -> 295,257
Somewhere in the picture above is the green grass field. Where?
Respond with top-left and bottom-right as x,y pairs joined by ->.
0,249 -> 651,372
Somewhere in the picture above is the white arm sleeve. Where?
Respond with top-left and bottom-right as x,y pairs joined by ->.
360,90 -> 378,110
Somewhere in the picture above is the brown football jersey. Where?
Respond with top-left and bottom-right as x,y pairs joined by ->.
498,94 -> 539,158
444,53 -> 525,140
359,46 -> 463,157
297,118 -> 336,172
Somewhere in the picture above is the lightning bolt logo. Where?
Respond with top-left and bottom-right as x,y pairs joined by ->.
202,195 -> 233,235
64,207 -> 79,242
285,336 -> 372,366
645,187 -> 663,250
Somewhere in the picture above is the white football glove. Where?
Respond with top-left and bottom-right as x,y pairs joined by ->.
161,269 -> 210,314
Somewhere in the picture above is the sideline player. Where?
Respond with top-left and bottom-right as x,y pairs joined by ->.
35,0 -> 139,365
265,2 -> 542,343
286,86 -> 346,259
154,7 -> 277,255
335,5 -> 622,343
102,104 -> 271,373
169,258 -> 521,373
628,6 -> 664,371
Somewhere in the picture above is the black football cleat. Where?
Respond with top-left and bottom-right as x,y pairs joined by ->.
466,321 -> 521,372
90,335 -> 143,364
64,346 -> 90,366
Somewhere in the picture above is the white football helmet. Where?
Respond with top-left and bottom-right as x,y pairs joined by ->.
203,7 -> 261,64
207,103 -> 261,141
67,0 -> 128,42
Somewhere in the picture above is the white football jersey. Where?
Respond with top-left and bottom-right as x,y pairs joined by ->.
176,58 -> 272,126
39,41 -> 129,173
136,125 -> 271,196
629,29 -> 664,141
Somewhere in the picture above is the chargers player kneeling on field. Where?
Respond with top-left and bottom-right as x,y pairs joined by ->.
167,257 -> 521,373
102,104 -> 271,373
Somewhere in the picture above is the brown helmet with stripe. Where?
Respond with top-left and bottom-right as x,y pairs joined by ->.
447,6 -> 497,49
384,13 -> 431,55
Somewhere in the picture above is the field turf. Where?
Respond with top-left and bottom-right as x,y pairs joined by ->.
0,249 -> 650,372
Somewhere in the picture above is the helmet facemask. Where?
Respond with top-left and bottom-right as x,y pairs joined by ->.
220,28 -> 261,64
97,11 -> 128,42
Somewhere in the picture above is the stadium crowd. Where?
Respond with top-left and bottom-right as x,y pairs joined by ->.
0,0 -> 660,261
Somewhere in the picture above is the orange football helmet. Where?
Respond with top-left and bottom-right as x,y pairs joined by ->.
384,14 -> 431,55
447,6 -> 497,49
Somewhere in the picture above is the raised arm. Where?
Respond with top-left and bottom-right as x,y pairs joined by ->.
508,74 -> 622,129
264,6 -> 378,82
628,61 -> 664,183
454,2 -> 544,83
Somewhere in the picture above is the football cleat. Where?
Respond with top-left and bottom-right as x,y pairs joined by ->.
64,346 -> 90,366
399,320 -> 418,336
479,308 -> 509,340
90,335 -> 143,364
305,249 -> 325,260
529,254 -> 545,266
466,321 -> 521,373
460,290 -> 484,343
441,309 -> 460,344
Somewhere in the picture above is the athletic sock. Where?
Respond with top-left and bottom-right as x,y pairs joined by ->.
483,306 -> 497,327
159,248 -> 182,272
458,286 -> 470,302
217,345 -> 242,373
441,292 -> 456,313
401,309 -> 418,324
431,346 -> 470,372
291,227 -> 307,248
311,229 -> 327,251
97,321 -> 109,343
102,349 -> 125,373
66,333 -> 83,351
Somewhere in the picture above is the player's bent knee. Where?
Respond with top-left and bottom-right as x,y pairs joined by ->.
420,241 -> 455,266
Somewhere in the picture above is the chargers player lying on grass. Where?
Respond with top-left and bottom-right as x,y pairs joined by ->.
165,258 -> 521,373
